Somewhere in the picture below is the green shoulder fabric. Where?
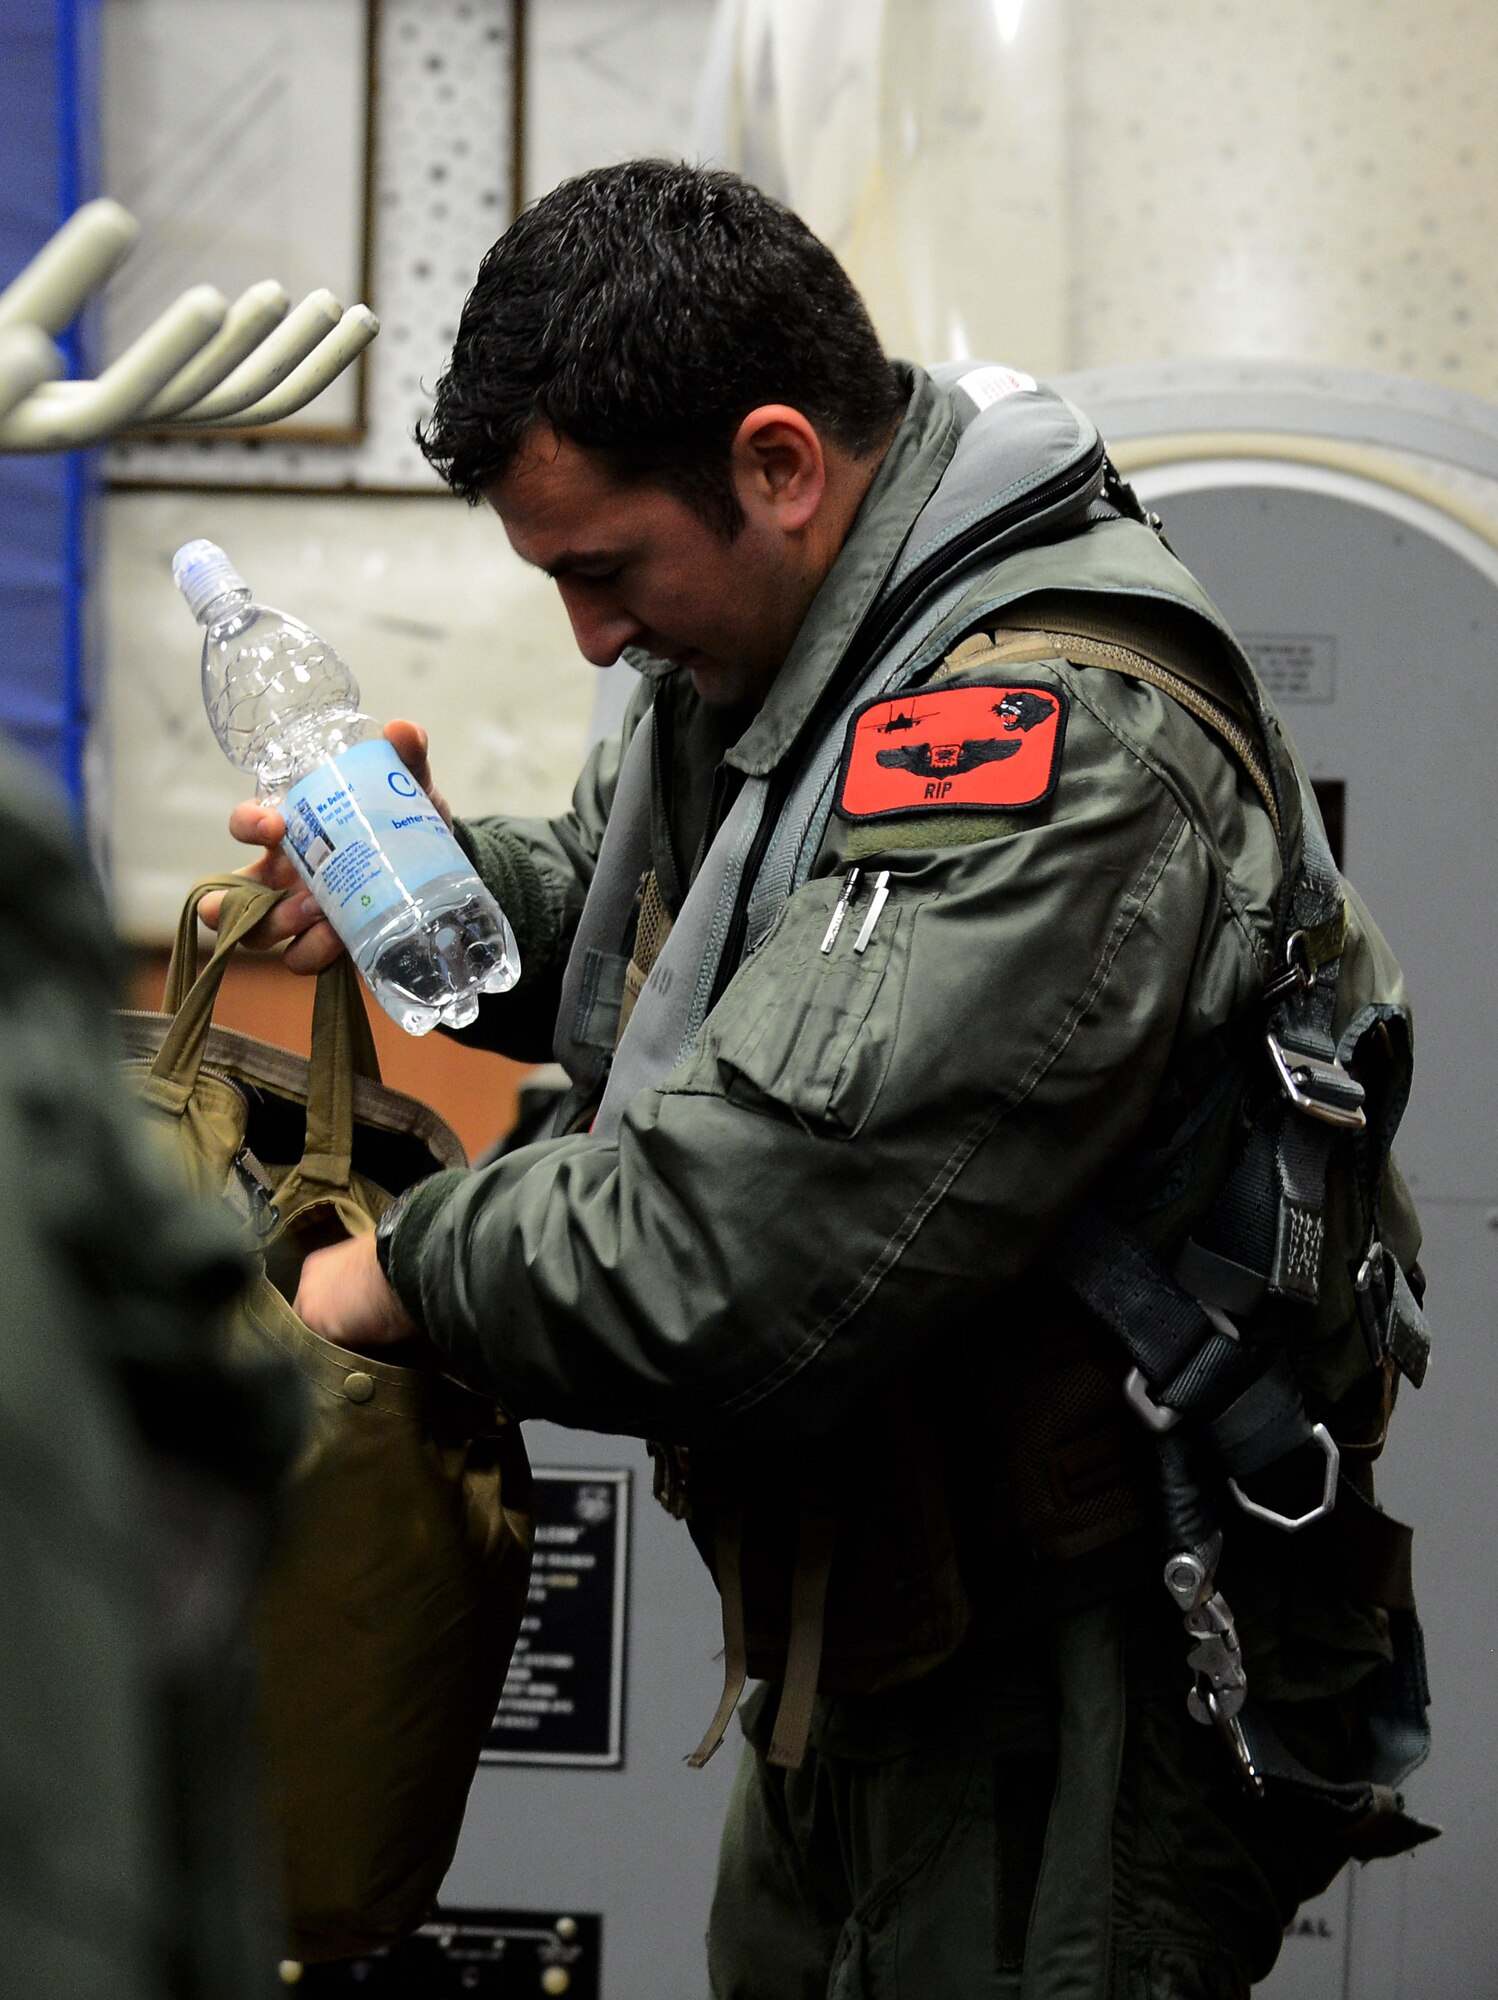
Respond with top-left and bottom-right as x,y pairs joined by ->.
0,741 -> 294,2000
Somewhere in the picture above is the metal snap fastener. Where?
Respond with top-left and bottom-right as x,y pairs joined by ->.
343,1371 -> 376,1403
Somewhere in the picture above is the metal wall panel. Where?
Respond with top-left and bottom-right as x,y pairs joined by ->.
445,1423 -> 737,2000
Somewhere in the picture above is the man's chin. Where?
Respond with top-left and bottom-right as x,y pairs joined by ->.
686,654 -> 771,710
688,662 -> 732,706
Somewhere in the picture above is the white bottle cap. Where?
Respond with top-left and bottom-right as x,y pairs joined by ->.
172,538 -> 250,622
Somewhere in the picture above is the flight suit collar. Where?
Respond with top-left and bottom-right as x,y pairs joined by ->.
722,364 -> 959,779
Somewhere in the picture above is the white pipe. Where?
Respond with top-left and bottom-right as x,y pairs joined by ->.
140,279 -> 292,418
170,289 -> 343,421
0,284 -> 227,450
0,325 -> 65,421
173,305 -> 379,429
31,279 -> 291,416
0,197 -> 140,335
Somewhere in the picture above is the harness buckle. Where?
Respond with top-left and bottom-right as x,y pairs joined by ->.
1266,1032 -> 1367,1130
1122,1366 -> 1182,1434
1227,1421 -> 1340,1532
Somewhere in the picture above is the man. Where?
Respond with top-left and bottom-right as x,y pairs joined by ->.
223,163 -> 1431,1997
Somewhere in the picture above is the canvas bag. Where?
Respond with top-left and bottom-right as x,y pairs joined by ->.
118,876 -> 533,1964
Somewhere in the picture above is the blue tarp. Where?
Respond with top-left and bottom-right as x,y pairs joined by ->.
0,0 -> 98,804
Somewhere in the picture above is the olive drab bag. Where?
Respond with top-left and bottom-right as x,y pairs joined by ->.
117,877 -> 533,1965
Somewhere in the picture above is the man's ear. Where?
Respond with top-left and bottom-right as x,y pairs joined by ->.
729,404 -> 826,532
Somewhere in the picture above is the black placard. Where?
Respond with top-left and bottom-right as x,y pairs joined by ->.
293,1907 -> 600,1998
483,1467 -> 630,1767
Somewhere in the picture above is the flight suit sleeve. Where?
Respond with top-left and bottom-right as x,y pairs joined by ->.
391,665 -> 1274,1439
443,673 -> 655,1058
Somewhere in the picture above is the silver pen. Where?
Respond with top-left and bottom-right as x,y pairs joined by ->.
820,866 -> 863,953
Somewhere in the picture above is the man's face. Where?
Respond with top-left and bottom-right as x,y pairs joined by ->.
485,425 -> 814,711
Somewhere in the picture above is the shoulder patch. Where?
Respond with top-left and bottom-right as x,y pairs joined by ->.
834,681 -> 1067,822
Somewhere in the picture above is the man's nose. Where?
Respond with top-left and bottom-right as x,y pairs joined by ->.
558,582 -> 646,666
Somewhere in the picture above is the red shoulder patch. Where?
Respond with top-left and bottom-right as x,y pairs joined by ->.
834,682 -> 1067,821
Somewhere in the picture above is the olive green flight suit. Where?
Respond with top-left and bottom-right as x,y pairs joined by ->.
388,369 -> 1414,1996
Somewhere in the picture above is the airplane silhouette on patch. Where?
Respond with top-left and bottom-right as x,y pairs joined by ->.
836,682 -> 1067,821
871,703 -> 932,735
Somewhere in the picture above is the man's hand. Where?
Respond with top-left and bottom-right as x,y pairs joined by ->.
204,719 -> 453,974
294,1231 -> 429,1354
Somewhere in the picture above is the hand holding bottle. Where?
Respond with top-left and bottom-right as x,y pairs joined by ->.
210,719 -> 448,975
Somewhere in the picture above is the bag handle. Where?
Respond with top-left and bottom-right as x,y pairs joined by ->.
145,877 -> 382,1201
290,951 -> 381,1195
162,873 -> 289,1013
144,876 -> 290,1110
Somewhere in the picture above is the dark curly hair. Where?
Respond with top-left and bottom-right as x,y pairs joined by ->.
416,160 -> 904,535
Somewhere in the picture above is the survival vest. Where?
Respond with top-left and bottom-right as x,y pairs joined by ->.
554,367 -> 1434,1853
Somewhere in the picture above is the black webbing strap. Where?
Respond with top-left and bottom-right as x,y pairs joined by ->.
1262,786 -> 1363,1301
1057,1203 -> 1310,1486
1320,1480 -> 1417,1611
1382,1259 -> 1431,1388
1355,1240 -> 1432,1390
1053,787 -> 1359,1477
1056,1205 -> 1231,1404
1205,1360 -> 1316,1479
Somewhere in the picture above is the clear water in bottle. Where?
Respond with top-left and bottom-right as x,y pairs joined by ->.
172,539 -> 519,1034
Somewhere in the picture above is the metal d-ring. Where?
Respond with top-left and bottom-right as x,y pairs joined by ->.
1262,929 -> 1317,1007
1227,1422 -> 1340,1532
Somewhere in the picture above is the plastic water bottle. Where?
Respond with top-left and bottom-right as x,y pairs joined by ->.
173,539 -> 519,1035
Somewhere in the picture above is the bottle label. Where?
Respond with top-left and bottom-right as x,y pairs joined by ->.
281,739 -> 470,934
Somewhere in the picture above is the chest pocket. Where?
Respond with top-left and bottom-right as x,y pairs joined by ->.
667,876 -> 911,1137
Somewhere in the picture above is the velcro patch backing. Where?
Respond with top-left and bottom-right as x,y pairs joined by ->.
834,681 -> 1067,822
